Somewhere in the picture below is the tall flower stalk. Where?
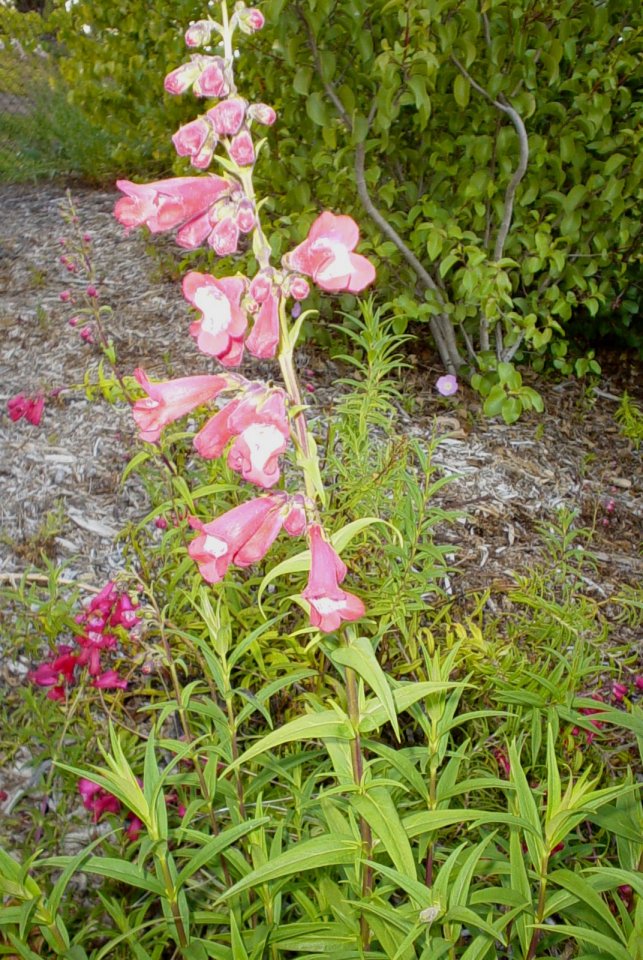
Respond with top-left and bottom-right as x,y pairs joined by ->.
115,0 -> 375,634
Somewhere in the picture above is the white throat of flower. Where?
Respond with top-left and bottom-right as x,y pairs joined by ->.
203,534 -> 228,557
311,238 -> 351,281
311,596 -> 346,614
194,285 -> 232,335
241,423 -> 284,471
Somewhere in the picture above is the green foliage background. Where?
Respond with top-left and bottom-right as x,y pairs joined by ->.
3,0 -> 642,369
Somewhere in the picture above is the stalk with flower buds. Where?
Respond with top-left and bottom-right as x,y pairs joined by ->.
116,1 -> 375,636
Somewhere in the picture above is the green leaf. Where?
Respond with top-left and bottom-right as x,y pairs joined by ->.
532,924 -> 632,960
360,682 -> 465,733
176,818 -> 270,888
331,633 -> 399,737
548,869 -> 627,942
79,857 -> 165,895
306,91 -> 328,126
227,710 -> 354,771
215,835 -> 361,903
501,396 -> 522,423
351,787 -> 416,878
454,74 -> 470,109
483,384 -> 506,418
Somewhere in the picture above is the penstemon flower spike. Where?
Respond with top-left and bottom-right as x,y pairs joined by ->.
115,1 -> 376,633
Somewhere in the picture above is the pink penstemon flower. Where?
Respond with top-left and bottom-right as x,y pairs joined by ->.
302,524 -> 366,633
188,494 -> 306,584
194,383 -> 290,488
285,212 -> 376,293
132,367 -> 232,442
182,271 -> 248,364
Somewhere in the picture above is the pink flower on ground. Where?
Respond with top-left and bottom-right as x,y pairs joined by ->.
188,493 -> 303,583
194,384 -> 290,488
183,271 -> 248,364
86,285 -> 98,298
286,212 -> 375,294
80,326 -> 93,343
7,393 -> 45,425
208,99 -> 246,136
635,676 -> 643,691
612,681 -> 628,702
92,669 -> 128,690
436,375 -> 458,397
302,524 -> 365,632
132,367 -> 230,442
125,815 -> 143,842
75,629 -> 117,677
78,779 -> 121,821
29,647 -> 79,701
228,131 -> 255,167
114,176 -> 231,249
59,290 -> 71,302
108,593 -> 140,630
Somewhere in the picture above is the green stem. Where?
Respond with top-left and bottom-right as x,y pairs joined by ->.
344,661 -> 373,949
157,852 -> 189,950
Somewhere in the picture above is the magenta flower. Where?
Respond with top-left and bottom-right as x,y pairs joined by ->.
188,493 -> 304,583
108,593 -> 141,630
194,384 -> 290,488
29,646 -> 79,701
114,175 -> 231,249
92,669 -> 128,690
75,629 -> 117,676
286,212 -> 375,294
302,524 -> 365,633
78,779 -> 121,822
183,271 -> 248,364
132,367 -> 230,442
7,393 -> 45,426
436,375 -> 458,397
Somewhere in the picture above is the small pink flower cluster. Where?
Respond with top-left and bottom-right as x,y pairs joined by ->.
114,5 -> 375,632
7,393 -> 45,426
29,582 -> 139,700
78,778 -> 185,842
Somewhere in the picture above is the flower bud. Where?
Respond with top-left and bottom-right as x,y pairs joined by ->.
250,272 -> 272,303
235,198 -> 255,233
289,276 -> 310,300
60,290 -> 71,302
172,117 -> 211,157
185,19 -> 212,48
164,59 -> 202,95
237,5 -> 265,33
209,217 -> 239,256
208,98 -> 246,136
194,59 -> 229,98
247,102 -> 277,126
228,130 -> 255,167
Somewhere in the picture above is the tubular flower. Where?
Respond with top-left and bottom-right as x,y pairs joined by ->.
132,368 -> 231,442
172,117 -> 218,170
194,383 -> 290,488
302,524 -> 365,632
208,98 -> 246,136
188,493 -> 305,583
183,271 -> 248,364
28,646 -> 79,701
114,175 -> 231,249
285,212 -> 375,293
